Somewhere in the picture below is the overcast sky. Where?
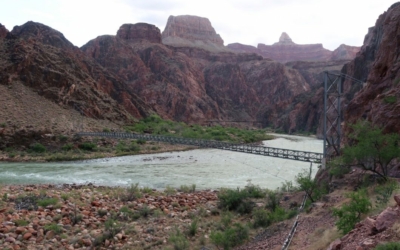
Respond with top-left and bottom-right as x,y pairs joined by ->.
0,0 -> 397,50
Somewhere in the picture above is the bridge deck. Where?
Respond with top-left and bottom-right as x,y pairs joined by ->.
77,132 -> 323,163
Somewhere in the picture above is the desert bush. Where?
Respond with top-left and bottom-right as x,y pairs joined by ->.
252,208 -> 271,228
375,180 -> 399,206
78,142 -> 96,151
37,197 -> 58,207
210,223 -> 249,250
120,183 -> 142,201
186,219 -> 198,237
30,143 -> 46,153
332,189 -> 371,234
164,185 -> 176,196
179,184 -> 196,193
374,242 -> 400,250
97,209 -> 108,217
168,228 -> 189,250
62,143 -> 73,151
44,223 -> 63,234
59,135 -> 68,142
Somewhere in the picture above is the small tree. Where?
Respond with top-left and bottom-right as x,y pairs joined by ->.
295,169 -> 318,202
332,189 -> 371,234
342,121 -> 400,181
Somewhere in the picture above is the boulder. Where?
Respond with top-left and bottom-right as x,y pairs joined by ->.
375,207 -> 400,232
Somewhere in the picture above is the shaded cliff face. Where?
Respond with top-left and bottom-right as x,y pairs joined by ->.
227,33 -> 360,63
0,23 -> 8,38
83,23 -> 313,126
0,21 -> 150,122
162,15 -> 229,52
344,2 -> 400,134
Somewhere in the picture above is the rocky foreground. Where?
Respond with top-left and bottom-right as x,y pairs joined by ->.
0,184 -> 220,250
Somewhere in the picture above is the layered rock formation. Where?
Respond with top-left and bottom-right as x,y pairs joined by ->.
227,32 -> 360,62
343,2 -> 400,134
83,22 -> 312,126
162,15 -> 229,52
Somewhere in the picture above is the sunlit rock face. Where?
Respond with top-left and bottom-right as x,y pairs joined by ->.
161,15 -> 230,52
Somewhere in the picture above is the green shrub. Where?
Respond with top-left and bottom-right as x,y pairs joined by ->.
37,197 -> 58,207
383,96 -> 397,104
139,205 -> 153,218
121,183 -> 142,201
164,185 -> 176,196
0,122 -> 6,128
59,135 -> 68,142
97,209 -> 108,217
168,228 -> 189,250
210,223 -> 249,250
61,144 -> 73,151
252,209 -> 271,228
30,143 -> 46,153
266,190 -> 280,212
179,184 -> 196,193
78,142 -> 96,151
103,128 -> 110,132
14,219 -> 29,226
375,180 -> 398,206
374,242 -> 400,250
44,223 -> 63,234
187,219 -> 198,237
333,189 -> 371,234
218,188 -> 256,214
104,219 -> 122,239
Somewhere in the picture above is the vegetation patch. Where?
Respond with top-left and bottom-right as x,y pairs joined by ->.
125,114 -> 273,143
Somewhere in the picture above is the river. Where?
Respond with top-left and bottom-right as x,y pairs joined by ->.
0,134 -> 323,190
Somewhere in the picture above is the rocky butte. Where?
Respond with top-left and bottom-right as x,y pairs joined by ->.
227,32 -> 360,62
162,15 -> 230,52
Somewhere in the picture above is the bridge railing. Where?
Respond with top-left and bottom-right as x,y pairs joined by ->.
77,132 -> 323,163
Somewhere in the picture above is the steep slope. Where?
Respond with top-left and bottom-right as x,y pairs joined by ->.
343,2 -> 400,134
0,21 -> 153,148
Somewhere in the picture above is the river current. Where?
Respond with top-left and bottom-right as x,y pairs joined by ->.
0,134 -> 323,190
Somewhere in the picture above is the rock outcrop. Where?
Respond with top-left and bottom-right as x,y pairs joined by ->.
343,2 -> 400,134
117,23 -> 161,43
0,23 -> 8,38
162,15 -> 229,52
331,44 -> 360,61
227,32 -> 360,63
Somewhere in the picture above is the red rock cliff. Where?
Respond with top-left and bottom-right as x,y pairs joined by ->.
344,2 -> 400,134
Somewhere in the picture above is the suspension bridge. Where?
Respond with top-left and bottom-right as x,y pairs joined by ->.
77,132 -> 323,163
